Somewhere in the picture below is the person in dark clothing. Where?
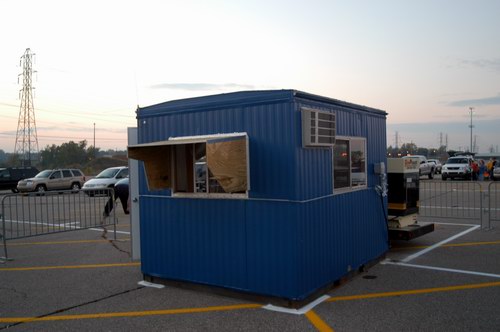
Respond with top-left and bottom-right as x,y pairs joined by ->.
103,178 -> 129,217
492,157 -> 497,181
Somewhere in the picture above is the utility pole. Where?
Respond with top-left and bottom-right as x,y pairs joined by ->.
469,107 -> 474,153
14,48 -> 39,167
93,122 -> 96,159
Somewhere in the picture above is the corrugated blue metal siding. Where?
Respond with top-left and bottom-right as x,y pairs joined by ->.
140,197 -> 248,287
135,90 -> 388,301
296,190 -> 387,299
293,98 -> 387,200
245,200 -> 299,297
138,101 -> 299,200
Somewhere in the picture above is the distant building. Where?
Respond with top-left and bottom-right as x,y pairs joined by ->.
474,152 -> 500,161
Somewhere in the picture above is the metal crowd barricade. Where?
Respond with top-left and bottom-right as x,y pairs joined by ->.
1,189 -> 116,262
488,181 -> 500,229
419,181 -> 483,226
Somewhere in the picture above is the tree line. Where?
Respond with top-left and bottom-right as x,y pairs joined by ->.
387,143 -> 469,161
0,140 -> 127,175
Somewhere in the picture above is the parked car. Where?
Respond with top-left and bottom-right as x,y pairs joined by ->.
402,155 -> 435,179
427,159 -> 442,174
17,169 -> 86,193
0,166 -> 39,192
82,166 -> 128,196
441,156 -> 473,180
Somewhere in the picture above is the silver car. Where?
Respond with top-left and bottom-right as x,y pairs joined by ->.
17,169 -> 85,193
428,159 -> 442,174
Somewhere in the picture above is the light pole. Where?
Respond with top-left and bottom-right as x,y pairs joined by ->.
93,123 -> 96,159
469,107 -> 474,153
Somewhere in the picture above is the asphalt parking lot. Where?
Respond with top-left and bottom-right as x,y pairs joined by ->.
1,185 -> 500,331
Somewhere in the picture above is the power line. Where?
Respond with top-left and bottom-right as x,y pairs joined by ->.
0,132 -> 125,141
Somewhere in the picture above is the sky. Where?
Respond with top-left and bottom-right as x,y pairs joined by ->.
1,0 -> 499,153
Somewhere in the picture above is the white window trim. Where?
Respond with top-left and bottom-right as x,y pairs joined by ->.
170,138 -> 250,199
333,136 -> 367,194
129,132 -> 250,199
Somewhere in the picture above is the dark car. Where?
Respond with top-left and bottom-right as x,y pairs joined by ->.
0,166 -> 39,192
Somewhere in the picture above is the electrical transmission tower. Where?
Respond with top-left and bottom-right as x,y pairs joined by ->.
14,48 -> 39,166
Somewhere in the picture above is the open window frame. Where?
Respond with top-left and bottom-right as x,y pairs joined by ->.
128,133 -> 250,199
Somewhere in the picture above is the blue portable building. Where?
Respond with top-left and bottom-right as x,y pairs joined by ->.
128,89 -> 388,305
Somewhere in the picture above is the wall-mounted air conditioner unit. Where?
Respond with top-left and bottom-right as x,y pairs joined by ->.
302,108 -> 336,147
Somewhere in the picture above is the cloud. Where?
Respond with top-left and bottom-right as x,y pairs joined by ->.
459,58 -> 500,72
448,93 -> 500,107
0,102 -> 19,108
149,83 -> 257,91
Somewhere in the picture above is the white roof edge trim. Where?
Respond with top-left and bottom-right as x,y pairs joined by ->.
127,132 -> 248,149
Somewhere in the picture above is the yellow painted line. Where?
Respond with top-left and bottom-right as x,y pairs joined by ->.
327,281 -> 500,302
0,282 -> 499,324
388,203 -> 407,210
0,262 -> 140,271
391,240 -> 500,251
305,310 -> 334,332
0,303 -> 262,323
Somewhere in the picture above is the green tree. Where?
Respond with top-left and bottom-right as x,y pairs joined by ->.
6,153 -> 22,167
400,143 -> 417,156
416,147 -> 429,156
39,140 -> 90,168
0,149 -> 6,163
86,145 -> 100,161
40,144 -> 59,168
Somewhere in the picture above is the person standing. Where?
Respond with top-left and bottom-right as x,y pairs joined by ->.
471,160 -> 479,181
492,157 -> 497,181
103,178 -> 130,217
486,158 -> 494,180
478,159 -> 486,181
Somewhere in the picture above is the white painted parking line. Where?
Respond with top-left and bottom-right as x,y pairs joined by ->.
4,219 -> 80,228
88,228 -> 130,235
138,280 -> 165,289
432,222 -> 479,227
4,219 -> 130,235
420,205 -> 483,211
400,224 -> 480,263
383,261 -> 500,279
262,295 -> 330,315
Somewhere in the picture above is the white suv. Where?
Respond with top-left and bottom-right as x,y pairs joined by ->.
82,166 -> 128,196
441,156 -> 473,180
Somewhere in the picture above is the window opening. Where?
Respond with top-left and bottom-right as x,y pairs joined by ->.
194,143 -> 207,193
350,139 -> 366,187
334,140 -> 350,189
128,133 -> 248,197
334,137 -> 366,190
173,144 -> 193,193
